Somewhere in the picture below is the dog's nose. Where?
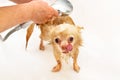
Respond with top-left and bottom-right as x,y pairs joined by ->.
61,45 -> 67,50
61,44 -> 73,52
61,41 -> 68,49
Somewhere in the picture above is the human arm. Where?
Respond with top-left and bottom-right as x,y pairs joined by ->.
0,3 -> 32,32
0,0 -> 58,32
10,0 -> 32,4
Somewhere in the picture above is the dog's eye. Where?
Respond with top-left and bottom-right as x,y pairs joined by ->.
55,38 -> 60,43
68,37 -> 74,43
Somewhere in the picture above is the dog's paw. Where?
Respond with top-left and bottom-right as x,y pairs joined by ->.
73,64 -> 80,73
52,64 -> 61,72
39,44 -> 45,50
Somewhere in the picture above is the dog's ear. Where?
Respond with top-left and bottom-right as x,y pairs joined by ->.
75,25 -> 83,46
76,25 -> 84,32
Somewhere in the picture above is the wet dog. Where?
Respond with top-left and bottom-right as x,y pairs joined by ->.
25,15 -> 83,72
50,23 -> 83,72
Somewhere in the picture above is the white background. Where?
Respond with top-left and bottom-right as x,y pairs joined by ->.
0,0 -> 120,80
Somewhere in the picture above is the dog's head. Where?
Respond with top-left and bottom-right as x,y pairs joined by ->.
51,23 -> 83,54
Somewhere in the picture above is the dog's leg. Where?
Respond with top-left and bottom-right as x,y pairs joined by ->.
52,51 -> 62,72
72,48 -> 80,72
39,38 -> 45,50
52,60 -> 62,72
38,25 -> 45,50
26,23 -> 35,49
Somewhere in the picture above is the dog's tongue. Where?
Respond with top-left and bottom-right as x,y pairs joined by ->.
66,44 -> 73,52
62,44 -> 73,54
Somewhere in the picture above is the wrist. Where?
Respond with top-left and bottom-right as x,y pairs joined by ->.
26,1 -> 41,22
18,2 -> 33,22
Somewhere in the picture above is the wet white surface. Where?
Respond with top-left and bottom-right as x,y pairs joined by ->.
0,0 -> 120,80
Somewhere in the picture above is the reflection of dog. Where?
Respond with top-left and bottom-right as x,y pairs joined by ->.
25,15 -> 83,72
51,24 -> 83,72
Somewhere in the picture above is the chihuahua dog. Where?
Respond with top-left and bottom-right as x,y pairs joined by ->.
50,23 -> 82,72
25,15 -> 83,72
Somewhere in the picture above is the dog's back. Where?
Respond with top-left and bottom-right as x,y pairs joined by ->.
26,15 -> 75,50
39,15 -> 75,41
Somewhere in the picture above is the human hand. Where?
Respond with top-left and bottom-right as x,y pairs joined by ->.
28,0 -> 58,24
10,0 -> 34,4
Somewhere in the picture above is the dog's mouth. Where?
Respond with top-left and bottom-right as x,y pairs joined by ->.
62,51 -> 69,54
61,44 -> 73,54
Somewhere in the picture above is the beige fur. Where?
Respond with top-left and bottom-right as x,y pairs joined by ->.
50,24 -> 83,72
25,15 -> 83,72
